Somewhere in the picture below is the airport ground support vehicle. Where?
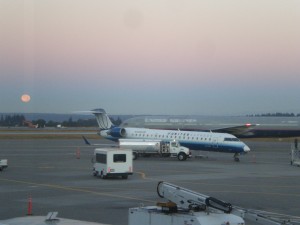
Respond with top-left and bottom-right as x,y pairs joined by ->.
291,145 -> 300,167
118,139 -> 191,161
0,159 -> 8,171
129,181 -> 300,225
92,148 -> 133,179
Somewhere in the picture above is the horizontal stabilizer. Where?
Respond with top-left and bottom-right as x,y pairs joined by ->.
82,136 -> 118,147
82,136 -> 91,145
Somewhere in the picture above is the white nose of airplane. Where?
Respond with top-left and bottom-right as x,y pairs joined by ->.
243,145 -> 250,152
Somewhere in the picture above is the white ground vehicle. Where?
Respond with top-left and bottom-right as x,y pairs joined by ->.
129,181 -> 300,225
129,181 -> 244,225
92,148 -> 133,179
0,159 -> 8,171
119,139 -> 190,161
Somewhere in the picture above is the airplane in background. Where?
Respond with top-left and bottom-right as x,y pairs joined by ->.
121,115 -> 300,138
23,120 -> 38,128
90,108 -> 250,161
121,116 -> 259,138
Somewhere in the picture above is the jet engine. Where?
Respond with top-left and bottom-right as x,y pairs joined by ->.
108,127 -> 126,138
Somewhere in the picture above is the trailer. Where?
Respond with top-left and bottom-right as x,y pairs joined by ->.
92,148 -> 133,179
119,139 -> 190,161
0,159 -> 8,171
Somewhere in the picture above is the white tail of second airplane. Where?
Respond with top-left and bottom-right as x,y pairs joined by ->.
91,108 -> 114,130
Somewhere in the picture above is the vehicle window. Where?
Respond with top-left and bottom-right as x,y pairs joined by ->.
96,153 -> 106,164
113,154 -> 126,162
171,142 -> 178,147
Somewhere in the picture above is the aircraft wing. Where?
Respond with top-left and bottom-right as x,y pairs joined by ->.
82,136 -> 118,147
210,123 -> 258,137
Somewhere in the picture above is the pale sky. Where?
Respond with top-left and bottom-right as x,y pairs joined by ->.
0,0 -> 299,115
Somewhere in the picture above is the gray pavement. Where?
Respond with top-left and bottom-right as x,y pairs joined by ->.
0,138 -> 299,224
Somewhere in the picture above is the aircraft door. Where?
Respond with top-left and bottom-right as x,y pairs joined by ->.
212,137 -> 218,148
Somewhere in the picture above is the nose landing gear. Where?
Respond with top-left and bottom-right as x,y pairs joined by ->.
233,153 -> 240,162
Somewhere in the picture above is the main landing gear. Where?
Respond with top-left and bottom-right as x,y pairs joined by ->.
233,153 -> 240,162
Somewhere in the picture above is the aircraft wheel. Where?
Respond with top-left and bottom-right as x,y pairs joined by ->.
233,153 -> 240,162
100,171 -> 106,179
93,171 -> 98,177
234,157 -> 240,162
178,152 -> 187,161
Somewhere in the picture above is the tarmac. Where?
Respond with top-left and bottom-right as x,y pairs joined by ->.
0,137 -> 300,224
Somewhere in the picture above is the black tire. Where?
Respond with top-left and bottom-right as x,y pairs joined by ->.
100,171 -> 106,179
122,175 -> 128,179
93,171 -> 98,177
177,152 -> 187,161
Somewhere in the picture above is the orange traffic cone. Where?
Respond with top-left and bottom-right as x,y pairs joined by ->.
27,196 -> 33,216
76,148 -> 80,159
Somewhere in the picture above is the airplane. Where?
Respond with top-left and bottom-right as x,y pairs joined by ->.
90,108 -> 251,161
121,116 -> 259,138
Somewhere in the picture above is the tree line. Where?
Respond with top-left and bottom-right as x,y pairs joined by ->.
247,112 -> 300,117
0,114 -> 122,128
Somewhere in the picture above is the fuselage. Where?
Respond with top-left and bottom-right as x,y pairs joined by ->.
100,127 -> 250,154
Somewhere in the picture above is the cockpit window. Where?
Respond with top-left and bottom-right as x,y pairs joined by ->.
224,138 -> 240,142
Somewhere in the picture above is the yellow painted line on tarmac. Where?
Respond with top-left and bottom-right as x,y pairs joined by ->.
134,171 -> 161,181
0,178 -> 156,204
134,171 -> 146,179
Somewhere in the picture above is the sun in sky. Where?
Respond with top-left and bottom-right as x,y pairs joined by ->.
21,94 -> 31,103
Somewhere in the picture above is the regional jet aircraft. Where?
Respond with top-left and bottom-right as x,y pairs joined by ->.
90,108 -> 250,161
